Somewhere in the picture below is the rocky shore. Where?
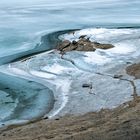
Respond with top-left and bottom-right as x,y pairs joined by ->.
0,28 -> 140,140
0,78 -> 140,140
57,36 -> 114,52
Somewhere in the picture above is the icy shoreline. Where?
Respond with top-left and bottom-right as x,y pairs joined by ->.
0,27 -> 140,128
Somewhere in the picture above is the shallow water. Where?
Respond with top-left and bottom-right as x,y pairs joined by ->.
0,72 -> 54,127
0,0 -> 140,127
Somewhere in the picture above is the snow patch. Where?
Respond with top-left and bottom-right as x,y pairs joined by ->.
84,51 -> 111,65
30,70 -> 56,79
107,42 -> 136,54
41,63 -> 74,74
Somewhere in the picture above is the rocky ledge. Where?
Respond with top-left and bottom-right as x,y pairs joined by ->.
57,36 -> 114,52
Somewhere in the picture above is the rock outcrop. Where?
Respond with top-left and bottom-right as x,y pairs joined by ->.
57,36 -> 114,52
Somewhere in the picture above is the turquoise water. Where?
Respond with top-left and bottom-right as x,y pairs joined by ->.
0,0 -> 140,58
0,73 -> 54,127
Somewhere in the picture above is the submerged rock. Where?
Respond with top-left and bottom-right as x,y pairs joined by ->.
57,37 -> 114,52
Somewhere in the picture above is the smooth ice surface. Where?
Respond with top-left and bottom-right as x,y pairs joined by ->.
0,72 -> 54,128
84,52 -> 111,65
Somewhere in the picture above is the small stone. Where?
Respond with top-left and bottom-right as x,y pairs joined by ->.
2,134 -> 6,137
79,35 -> 87,39
113,75 -> 123,79
126,62 -> 132,64
55,118 -> 60,120
82,84 -> 92,89
44,116 -> 48,119
72,40 -> 77,45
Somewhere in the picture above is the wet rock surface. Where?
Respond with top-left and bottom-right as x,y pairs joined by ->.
57,37 -> 114,52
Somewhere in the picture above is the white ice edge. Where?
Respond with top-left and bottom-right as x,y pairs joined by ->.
0,63 -> 71,119
44,78 -> 71,118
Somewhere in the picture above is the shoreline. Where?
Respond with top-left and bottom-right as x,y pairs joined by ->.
0,29 -> 79,129
0,27 -> 140,139
0,94 -> 140,140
